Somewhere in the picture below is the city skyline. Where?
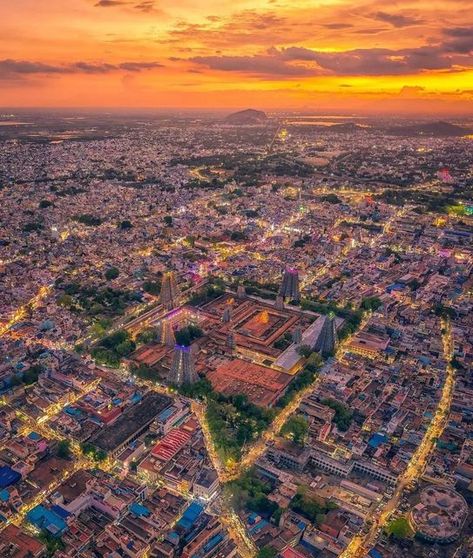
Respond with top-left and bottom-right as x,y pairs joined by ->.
1,0 -> 472,114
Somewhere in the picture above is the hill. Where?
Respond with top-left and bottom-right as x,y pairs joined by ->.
387,121 -> 470,137
225,109 -> 268,125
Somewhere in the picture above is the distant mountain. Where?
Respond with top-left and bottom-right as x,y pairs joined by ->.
387,121 -> 470,137
225,109 -> 268,124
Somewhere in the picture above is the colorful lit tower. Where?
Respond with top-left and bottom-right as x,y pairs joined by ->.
314,313 -> 338,357
159,271 -> 180,310
169,345 -> 198,385
279,268 -> 300,301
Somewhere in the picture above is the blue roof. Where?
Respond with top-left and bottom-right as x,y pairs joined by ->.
0,489 -> 10,502
158,407 -> 175,422
249,519 -> 268,535
28,432 -> 41,441
203,533 -> 223,553
130,502 -> 151,517
368,432 -> 389,449
130,393 -> 142,404
26,505 -> 67,535
0,466 -> 21,488
369,549 -> 383,558
177,502 -> 203,530
51,505 -> 71,519
183,502 -> 203,521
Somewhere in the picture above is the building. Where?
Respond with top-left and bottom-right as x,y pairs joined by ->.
279,268 -> 300,301
0,525 -> 46,558
160,320 -> 176,348
169,345 -> 198,385
193,467 -> 219,500
91,392 -> 172,457
159,271 -> 180,310
207,358 -> 292,407
267,439 -> 311,472
314,314 -> 338,357
410,485 -> 468,543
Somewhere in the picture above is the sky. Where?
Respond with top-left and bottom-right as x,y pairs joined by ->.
0,0 -> 472,114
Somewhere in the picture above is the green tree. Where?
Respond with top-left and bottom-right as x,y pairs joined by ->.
38,530 -> 65,557
297,344 -> 312,358
56,440 -> 71,459
104,267 -> 120,281
164,215 -> 173,226
257,546 -> 278,558
321,398 -> 353,431
280,415 -> 308,445
119,220 -> 133,230
74,214 -> 102,226
385,516 -> 414,540
361,296 -> 382,312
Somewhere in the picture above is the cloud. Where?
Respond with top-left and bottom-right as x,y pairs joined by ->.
399,85 -> 426,94
94,0 -> 161,12
189,40 -> 473,78
373,12 -> 424,28
0,59 -> 164,80
443,27 -> 473,54
163,9 -> 311,48
95,0 -> 127,6
189,53 -> 317,77
322,23 -> 354,30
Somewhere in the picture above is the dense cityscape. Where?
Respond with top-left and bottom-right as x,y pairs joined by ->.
0,108 -> 471,558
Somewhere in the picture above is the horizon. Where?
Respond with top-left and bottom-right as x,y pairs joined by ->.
1,1 -> 472,114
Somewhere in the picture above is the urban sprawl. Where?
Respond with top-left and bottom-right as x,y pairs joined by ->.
0,111 -> 472,558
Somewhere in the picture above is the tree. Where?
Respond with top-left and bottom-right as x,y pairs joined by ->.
74,214 -> 102,226
22,364 -> 43,385
57,440 -> 71,459
385,517 -> 414,540
361,296 -> 382,312
39,199 -> 53,209
281,415 -> 308,445
175,324 -> 203,346
164,215 -> 173,226
136,327 -> 159,345
321,193 -> 342,204
257,546 -> 278,558
305,352 -> 323,372
321,398 -> 353,431
143,280 -> 161,296
38,530 -> 65,556
119,220 -> 133,230
297,344 -> 312,358
104,267 -> 120,281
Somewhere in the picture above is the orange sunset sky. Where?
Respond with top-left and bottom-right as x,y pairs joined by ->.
1,0 -> 472,114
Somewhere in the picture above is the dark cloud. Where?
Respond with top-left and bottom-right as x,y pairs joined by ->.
322,23 -> 354,29
189,39 -> 473,78
134,1 -> 158,13
95,0 -> 160,12
95,0 -> 127,6
443,27 -> 473,53
444,27 -> 473,37
189,53 -> 317,77
0,59 -> 163,80
373,11 -> 424,28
